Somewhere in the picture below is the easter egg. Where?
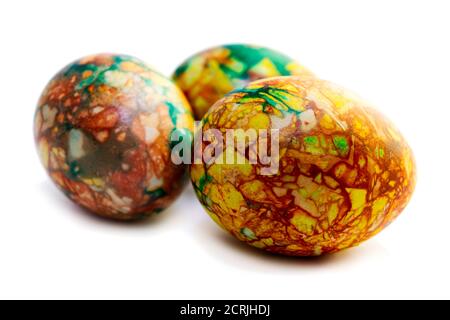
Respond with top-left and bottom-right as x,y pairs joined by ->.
173,44 -> 314,120
34,54 -> 194,220
190,76 -> 416,256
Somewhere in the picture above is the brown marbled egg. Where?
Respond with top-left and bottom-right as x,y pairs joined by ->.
34,54 -> 194,220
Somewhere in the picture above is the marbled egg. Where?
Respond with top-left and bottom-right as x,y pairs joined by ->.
190,76 -> 416,256
173,44 -> 314,120
35,54 -> 194,220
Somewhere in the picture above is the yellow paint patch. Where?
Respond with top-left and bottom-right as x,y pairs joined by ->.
209,183 -> 245,213
291,211 -> 317,235
327,203 -> 339,224
347,188 -> 367,211
252,237 -> 274,249
207,164 -> 223,183
207,60 -> 234,93
319,114 -> 335,130
224,58 -> 245,74
240,180 -> 267,202
354,215 -> 368,231
178,57 -> 204,88
249,113 -> 270,130
249,58 -> 280,77
343,188 -> 368,223
372,196 -> 388,216
293,190 -> 319,217
334,163 -> 347,178
222,183 -> 245,211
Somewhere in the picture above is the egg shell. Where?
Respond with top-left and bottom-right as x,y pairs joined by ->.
190,76 -> 416,256
34,54 -> 194,220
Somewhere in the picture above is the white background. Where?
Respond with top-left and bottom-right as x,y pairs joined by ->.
0,0 -> 449,299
